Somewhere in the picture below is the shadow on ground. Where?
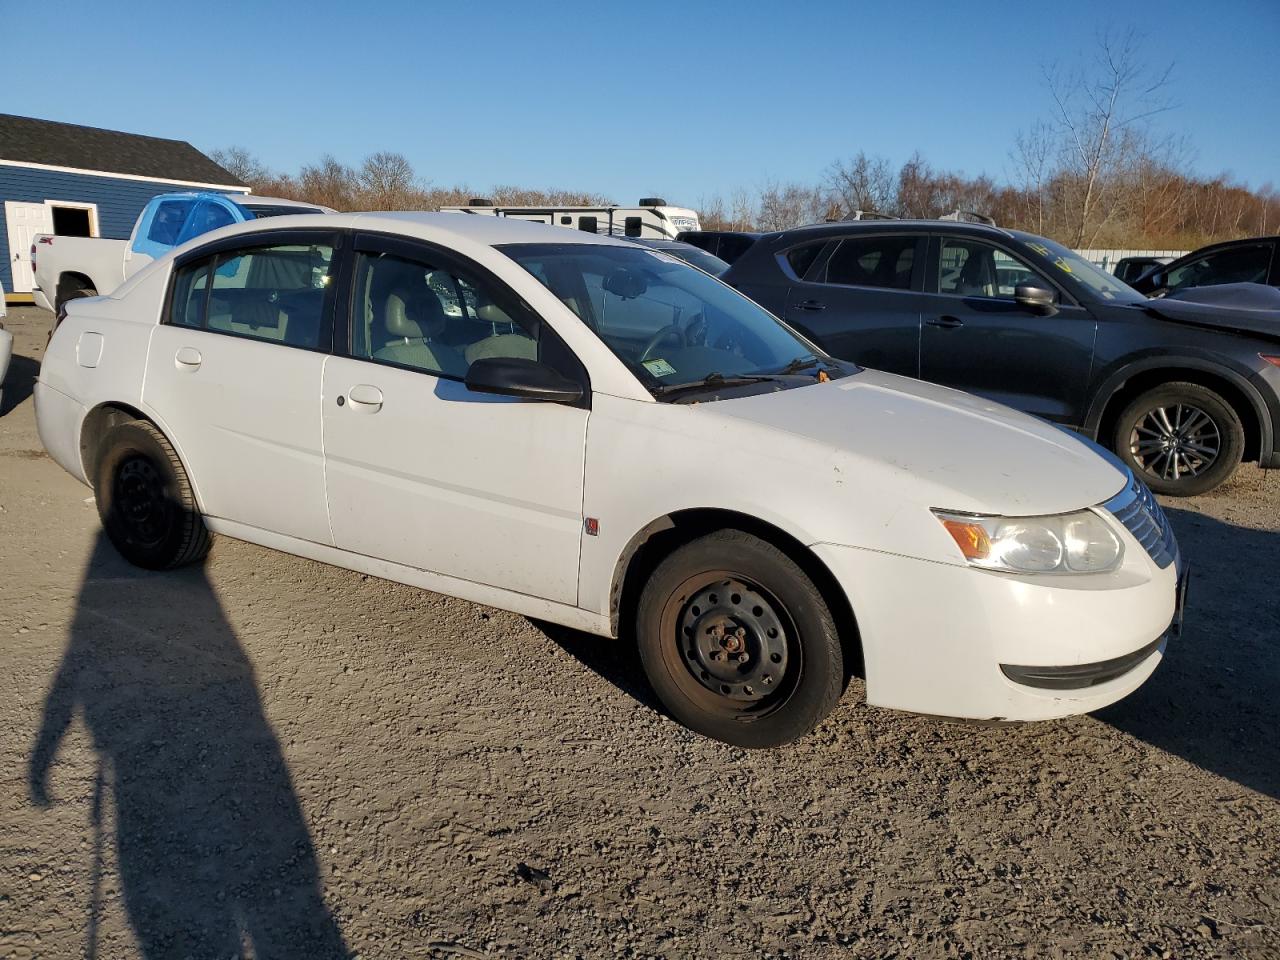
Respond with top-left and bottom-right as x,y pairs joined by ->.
1098,507 -> 1280,800
29,535 -> 348,958
533,619 -> 665,715
1,353 -> 39,416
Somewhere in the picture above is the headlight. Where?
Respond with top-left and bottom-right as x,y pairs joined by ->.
933,509 -> 1123,574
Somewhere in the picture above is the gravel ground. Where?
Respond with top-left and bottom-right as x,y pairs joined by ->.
1,303 -> 1277,959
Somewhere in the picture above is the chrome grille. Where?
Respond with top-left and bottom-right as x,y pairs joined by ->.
1102,474 -> 1179,569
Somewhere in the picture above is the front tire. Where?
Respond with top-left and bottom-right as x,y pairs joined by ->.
1112,382 -> 1244,496
636,530 -> 844,748
94,420 -> 211,569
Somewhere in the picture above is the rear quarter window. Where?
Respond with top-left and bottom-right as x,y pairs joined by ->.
784,242 -> 826,279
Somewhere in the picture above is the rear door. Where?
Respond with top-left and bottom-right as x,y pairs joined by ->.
319,232 -> 589,604
917,234 -> 1096,424
143,229 -> 338,543
782,232 -> 925,377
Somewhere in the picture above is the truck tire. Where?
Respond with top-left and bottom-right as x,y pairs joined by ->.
54,276 -> 97,315
636,529 -> 844,748
94,420 -> 211,569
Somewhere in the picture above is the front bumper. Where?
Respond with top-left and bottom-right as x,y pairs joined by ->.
813,540 -> 1178,721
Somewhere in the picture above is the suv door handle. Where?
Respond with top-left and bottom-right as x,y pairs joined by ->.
174,346 -> 202,370
347,384 -> 384,413
926,316 -> 964,329
795,299 -> 826,311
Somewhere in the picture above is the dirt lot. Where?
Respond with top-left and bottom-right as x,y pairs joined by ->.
1,303 -> 1277,959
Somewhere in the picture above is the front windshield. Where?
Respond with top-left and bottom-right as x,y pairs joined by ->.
1019,236 -> 1145,304
501,243 -> 823,392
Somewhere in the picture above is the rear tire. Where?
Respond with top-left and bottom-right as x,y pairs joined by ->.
1112,382 -> 1244,496
54,277 -> 96,316
636,529 -> 844,748
94,420 -> 210,569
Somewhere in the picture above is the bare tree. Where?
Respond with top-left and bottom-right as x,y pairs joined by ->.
358,152 -> 417,208
298,155 -> 359,210
208,146 -> 271,188
756,180 -> 825,231
823,152 -> 895,218
1039,29 -> 1177,246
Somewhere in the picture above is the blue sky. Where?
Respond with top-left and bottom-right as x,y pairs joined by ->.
15,0 -> 1279,205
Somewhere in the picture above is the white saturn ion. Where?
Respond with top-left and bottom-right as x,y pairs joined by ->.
36,213 -> 1186,747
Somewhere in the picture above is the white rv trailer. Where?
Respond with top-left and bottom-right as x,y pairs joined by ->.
440,197 -> 701,240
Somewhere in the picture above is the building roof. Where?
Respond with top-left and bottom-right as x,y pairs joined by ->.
0,114 -> 244,187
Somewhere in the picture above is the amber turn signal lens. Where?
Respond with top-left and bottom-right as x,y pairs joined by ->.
941,519 -> 992,560
1262,354 -> 1280,368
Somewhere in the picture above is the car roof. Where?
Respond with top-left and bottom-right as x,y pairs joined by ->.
235,194 -> 331,211
189,210 -> 638,250
762,219 -> 1017,244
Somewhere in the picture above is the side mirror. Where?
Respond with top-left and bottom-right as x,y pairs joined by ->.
464,357 -> 583,404
1014,283 -> 1057,315
1146,269 -> 1167,292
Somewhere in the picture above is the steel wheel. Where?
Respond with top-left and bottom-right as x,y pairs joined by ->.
662,572 -> 800,714
636,530 -> 844,747
113,455 -> 171,547
1129,402 -> 1221,483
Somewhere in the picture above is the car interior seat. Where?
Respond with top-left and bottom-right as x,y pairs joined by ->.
373,284 -> 466,376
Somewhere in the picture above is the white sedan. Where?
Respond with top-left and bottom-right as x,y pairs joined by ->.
35,213 -> 1184,747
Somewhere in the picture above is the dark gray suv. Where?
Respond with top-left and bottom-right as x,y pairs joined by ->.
722,220 -> 1280,496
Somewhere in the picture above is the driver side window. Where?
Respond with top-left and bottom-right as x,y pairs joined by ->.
939,239 -> 1047,299
351,252 -> 538,378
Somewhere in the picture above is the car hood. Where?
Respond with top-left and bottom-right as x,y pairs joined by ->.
708,369 -> 1128,516
1141,294 -> 1280,342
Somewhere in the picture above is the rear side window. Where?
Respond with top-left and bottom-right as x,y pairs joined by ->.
785,241 -> 826,279
147,199 -> 196,245
168,240 -> 335,349
822,236 -> 916,289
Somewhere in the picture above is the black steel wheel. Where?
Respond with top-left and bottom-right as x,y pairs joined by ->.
95,420 -> 210,569
636,529 -> 844,747
1114,382 -> 1244,496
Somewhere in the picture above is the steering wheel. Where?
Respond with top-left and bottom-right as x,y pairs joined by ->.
639,324 -> 686,361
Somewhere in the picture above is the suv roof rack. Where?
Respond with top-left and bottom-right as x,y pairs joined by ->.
937,209 -> 996,226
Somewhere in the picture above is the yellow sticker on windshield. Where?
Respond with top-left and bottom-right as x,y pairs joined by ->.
642,358 -> 677,377
1027,242 -> 1050,256
1053,257 -> 1074,273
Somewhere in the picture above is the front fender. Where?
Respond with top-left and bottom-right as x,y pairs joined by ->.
1084,351 -> 1275,456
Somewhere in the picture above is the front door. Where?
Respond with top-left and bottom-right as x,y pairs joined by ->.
782,232 -> 925,377
918,235 -> 1097,424
5,200 -> 52,293
142,231 -> 338,543
320,235 -> 589,604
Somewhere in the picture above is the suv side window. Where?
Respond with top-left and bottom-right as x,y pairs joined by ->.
168,240 -> 335,349
1165,243 -> 1272,292
938,238 -> 1046,299
351,251 -> 537,379
821,235 -> 916,289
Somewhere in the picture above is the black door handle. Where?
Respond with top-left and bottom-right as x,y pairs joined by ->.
926,315 -> 964,329
795,299 -> 826,311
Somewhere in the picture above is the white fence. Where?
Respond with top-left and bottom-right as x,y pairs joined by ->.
1075,248 -> 1188,271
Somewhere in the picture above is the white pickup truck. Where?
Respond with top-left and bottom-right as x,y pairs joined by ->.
32,192 -> 330,314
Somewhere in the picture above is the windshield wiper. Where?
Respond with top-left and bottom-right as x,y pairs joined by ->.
773,354 -> 831,375
650,371 -> 782,399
